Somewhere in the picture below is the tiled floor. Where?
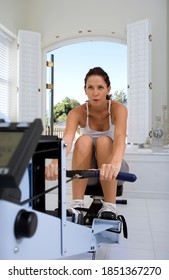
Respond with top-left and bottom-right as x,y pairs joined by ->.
45,154 -> 169,260
96,197 -> 169,260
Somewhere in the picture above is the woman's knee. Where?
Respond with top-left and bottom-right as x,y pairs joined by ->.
95,136 -> 113,160
74,134 -> 93,152
95,136 -> 113,151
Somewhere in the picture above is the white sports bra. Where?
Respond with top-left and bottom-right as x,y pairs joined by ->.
80,100 -> 115,141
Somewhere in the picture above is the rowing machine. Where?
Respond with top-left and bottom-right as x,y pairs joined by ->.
0,121 -> 136,259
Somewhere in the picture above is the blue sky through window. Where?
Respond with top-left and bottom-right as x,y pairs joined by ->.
48,41 -> 127,105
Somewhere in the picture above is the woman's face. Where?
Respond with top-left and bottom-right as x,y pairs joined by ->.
84,75 -> 111,105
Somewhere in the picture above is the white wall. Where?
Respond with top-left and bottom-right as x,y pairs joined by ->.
168,0 -> 169,105
0,0 -> 168,120
0,0 -> 27,35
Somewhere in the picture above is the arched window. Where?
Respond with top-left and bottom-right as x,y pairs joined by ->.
16,19 -> 152,144
45,41 -> 127,133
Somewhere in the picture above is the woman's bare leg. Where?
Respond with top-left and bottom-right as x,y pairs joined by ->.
71,135 -> 93,199
95,136 -> 117,203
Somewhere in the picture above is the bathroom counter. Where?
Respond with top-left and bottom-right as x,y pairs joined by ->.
124,148 -> 169,199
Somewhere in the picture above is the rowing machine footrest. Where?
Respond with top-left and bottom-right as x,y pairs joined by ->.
67,209 -> 84,225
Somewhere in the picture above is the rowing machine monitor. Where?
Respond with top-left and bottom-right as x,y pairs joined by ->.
0,119 -> 43,203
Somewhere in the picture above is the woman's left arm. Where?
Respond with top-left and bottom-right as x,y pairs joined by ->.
99,102 -> 128,181
105,102 -> 127,177
111,102 -> 128,166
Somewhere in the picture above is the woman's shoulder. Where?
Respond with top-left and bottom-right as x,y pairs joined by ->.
68,103 -> 86,117
70,104 -> 86,114
111,100 -> 127,111
111,100 -> 127,119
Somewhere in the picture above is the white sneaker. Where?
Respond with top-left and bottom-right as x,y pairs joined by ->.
71,200 -> 84,209
97,201 -> 119,220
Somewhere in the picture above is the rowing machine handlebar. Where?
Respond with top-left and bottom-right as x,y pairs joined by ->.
66,170 -> 137,183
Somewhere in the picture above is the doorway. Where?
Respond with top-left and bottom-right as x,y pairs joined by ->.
46,41 -> 127,135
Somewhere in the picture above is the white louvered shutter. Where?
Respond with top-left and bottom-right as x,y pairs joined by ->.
17,30 -> 41,122
127,19 -> 152,144
0,30 -> 13,119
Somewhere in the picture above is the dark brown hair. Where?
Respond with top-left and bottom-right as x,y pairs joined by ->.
84,67 -> 111,88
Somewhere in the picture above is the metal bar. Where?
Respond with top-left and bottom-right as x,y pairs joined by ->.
50,54 -> 54,135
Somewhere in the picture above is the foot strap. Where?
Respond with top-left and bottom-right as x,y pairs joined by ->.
117,215 -> 128,239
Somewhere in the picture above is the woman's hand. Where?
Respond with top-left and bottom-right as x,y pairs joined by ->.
45,159 -> 58,180
99,162 -> 121,181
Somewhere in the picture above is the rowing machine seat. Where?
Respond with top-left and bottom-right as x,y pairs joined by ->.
85,181 -> 123,197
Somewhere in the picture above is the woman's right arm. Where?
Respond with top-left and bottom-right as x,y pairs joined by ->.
45,108 -> 80,180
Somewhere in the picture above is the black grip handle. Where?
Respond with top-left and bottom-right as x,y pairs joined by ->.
66,170 -> 137,183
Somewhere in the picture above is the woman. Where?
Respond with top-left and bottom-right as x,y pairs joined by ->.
45,67 -> 129,221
